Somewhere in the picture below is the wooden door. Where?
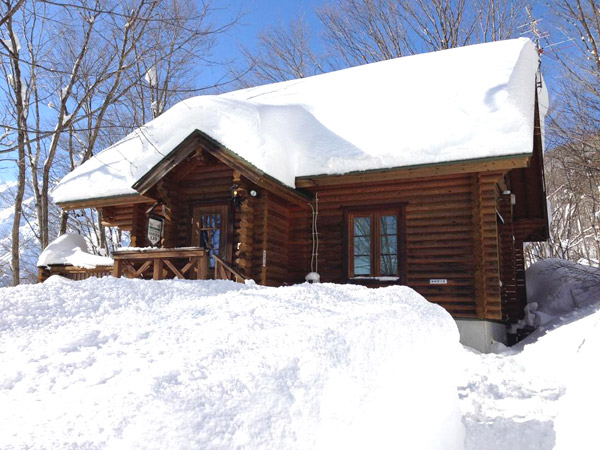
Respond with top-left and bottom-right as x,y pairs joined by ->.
192,205 -> 231,266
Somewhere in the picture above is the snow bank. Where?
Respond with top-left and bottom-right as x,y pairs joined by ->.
459,258 -> 600,450
53,38 -> 541,204
525,258 -> 600,326
37,233 -> 113,268
552,307 -> 600,450
0,279 -> 464,449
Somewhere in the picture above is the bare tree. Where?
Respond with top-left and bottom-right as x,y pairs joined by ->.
238,15 -> 326,86
0,0 -> 28,285
526,142 -> 600,266
318,0 -> 529,65
526,0 -> 600,268
239,0 -> 529,86
0,0 -> 241,284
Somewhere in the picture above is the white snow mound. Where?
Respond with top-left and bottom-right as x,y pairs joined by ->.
37,233 -> 113,269
459,259 -> 600,450
53,38 -> 544,204
525,258 -> 600,326
0,279 -> 464,449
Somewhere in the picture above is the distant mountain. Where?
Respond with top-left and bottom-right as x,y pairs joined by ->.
0,182 -> 41,286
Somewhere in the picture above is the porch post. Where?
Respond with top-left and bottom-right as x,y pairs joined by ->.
113,259 -> 122,278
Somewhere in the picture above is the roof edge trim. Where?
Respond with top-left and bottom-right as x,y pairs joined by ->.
295,153 -> 532,188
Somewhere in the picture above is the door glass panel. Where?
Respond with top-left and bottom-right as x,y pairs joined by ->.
199,213 -> 222,268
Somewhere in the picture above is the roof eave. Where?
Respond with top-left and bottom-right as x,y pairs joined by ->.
56,193 -> 155,211
294,153 -> 533,188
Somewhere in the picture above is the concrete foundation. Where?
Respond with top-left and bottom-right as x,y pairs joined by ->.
455,319 -> 507,353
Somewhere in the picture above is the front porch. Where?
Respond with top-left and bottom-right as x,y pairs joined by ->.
39,247 -> 245,283
112,247 -> 245,282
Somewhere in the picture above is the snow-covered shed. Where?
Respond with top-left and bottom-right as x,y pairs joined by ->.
36,233 -> 114,281
52,38 -> 549,341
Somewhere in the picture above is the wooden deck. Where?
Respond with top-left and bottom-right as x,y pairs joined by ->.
112,247 -> 246,282
39,248 -> 246,283
113,247 -> 210,280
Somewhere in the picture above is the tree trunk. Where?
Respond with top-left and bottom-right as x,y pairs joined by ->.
11,150 -> 26,286
59,210 -> 69,235
5,15 -> 28,286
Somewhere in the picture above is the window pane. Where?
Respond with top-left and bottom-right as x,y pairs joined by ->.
354,216 -> 371,236
381,235 -> 397,255
354,255 -> 371,275
380,215 -> 397,235
353,236 -> 370,256
380,254 -> 398,276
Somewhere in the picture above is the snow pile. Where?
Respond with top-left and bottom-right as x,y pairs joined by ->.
552,307 -> 600,450
0,279 -> 464,449
524,258 -> 599,327
459,258 -> 600,450
53,38 -> 545,204
36,233 -> 113,268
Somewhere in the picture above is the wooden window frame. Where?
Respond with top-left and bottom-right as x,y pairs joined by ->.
343,203 -> 406,284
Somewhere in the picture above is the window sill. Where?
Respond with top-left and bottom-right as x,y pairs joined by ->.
348,276 -> 401,285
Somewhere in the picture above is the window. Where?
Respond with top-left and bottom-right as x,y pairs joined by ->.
346,206 -> 405,280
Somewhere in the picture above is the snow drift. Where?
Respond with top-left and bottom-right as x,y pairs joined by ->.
460,258 -> 600,450
53,38 -> 545,204
0,279 -> 465,449
525,258 -> 599,327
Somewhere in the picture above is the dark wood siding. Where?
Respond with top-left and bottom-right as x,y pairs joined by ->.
98,147 -> 541,322
289,172 -> 506,320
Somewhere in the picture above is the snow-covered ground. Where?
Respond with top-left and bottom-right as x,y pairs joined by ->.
460,259 -> 600,450
1,259 -> 598,449
0,279 -> 464,449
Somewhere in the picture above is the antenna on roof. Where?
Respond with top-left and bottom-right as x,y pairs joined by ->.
521,6 -> 549,90
524,7 -> 547,55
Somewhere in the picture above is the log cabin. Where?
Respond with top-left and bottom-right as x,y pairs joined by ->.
51,38 -> 549,351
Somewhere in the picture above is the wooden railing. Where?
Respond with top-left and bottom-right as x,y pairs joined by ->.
112,247 -> 209,280
38,248 -> 247,284
38,265 -> 113,283
213,255 -> 246,283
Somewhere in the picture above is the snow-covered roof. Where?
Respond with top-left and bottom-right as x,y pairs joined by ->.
53,38 -> 546,204
37,233 -> 113,268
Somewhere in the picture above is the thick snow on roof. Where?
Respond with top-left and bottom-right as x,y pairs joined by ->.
53,38 -> 545,204
0,279 -> 464,449
37,233 -> 113,268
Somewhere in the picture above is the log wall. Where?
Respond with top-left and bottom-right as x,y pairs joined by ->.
289,172 -> 507,320
98,150 -> 531,322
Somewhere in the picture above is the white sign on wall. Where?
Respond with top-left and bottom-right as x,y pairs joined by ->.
147,217 -> 163,246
